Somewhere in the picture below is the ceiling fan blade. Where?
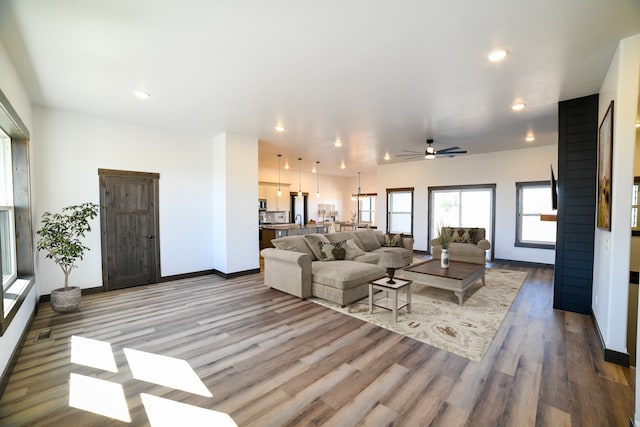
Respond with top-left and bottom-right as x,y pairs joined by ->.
399,155 -> 424,160
396,152 -> 423,157
436,149 -> 467,155
435,146 -> 461,153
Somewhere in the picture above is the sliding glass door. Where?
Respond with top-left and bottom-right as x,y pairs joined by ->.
428,185 -> 495,259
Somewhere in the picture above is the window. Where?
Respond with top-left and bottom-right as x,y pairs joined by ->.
516,181 -> 556,249
428,185 -> 495,259
1,129 -> 16,290
358,195 -> 376,225
0,87 -> 34,335
387,188 -> 413,235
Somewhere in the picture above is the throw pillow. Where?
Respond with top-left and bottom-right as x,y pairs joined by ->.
303,234 -> 331,260
451,228 -> 473,243
332,247 -> 346,260
469,228 -> 479,244
344,239 -> 365,260
383,233 -> 403,247
320,241 -> 340,261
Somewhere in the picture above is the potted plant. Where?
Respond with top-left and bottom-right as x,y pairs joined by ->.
36,202 -> 99,312
437,226 -> 452,269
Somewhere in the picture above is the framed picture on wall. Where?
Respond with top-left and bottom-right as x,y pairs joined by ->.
597,100 -> 614,231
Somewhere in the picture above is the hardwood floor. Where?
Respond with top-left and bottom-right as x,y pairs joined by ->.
0,261 -> 634,426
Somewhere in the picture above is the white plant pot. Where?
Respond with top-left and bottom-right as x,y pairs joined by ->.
441,249 -> 450,269
50,286 -> 82,312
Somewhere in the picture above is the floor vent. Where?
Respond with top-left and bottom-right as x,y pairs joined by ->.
34,328 -> 53,342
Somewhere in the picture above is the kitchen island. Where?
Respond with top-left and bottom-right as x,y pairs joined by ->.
260,223 -> 329,249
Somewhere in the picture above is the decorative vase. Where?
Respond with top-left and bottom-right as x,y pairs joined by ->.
441,249 -> 450,269
50,286 -> 82,312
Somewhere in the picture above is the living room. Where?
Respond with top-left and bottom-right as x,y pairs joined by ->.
1,1 -> 640,425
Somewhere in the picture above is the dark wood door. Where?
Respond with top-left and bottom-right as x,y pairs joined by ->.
99,169 -> 160,291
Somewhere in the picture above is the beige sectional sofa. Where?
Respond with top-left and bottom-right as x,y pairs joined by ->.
260,229 -> 414,306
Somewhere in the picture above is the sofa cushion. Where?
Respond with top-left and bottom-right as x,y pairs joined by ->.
352,252 -> 381,264
303,233 -> 331,260
354,229 -> 382,251
272,235 -> 317,260
325,231 -> 366,251
343,239 -> 365,260
312,261 -> 385,290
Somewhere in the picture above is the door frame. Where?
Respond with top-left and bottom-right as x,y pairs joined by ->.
98,168 -> 161,291
290,192 -> 309,224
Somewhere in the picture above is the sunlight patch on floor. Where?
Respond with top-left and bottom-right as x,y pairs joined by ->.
71,335 -> 118,372
124,348 -> 213,397
69,373 -> 131,422
67,335 -> 232,424
141,393 -> 237,427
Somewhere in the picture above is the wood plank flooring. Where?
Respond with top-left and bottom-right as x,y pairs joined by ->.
0,261 -> 634,426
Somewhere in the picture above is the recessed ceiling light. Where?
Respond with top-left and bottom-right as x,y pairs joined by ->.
525,135 -> 535,142
488,49 -> 508,62
512,102 -> 526,111
334,139 -> 342,147
134,90 -> 150,100
274,125 -> 285,132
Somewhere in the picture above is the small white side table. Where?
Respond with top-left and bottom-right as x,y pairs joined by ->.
368,277 -> 412,322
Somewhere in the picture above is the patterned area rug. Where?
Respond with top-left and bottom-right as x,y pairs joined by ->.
309,268 -> 528,361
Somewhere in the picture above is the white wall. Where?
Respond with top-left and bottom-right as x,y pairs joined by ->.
212,132 -> 259,274
32,107 -> 216,293
593,35 -> 640,359
377,144 -> 557,264
0,39 -> 36,384
587,33 -> 640,427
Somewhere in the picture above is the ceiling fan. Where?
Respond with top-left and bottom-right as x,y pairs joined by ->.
396,139 -> 468,160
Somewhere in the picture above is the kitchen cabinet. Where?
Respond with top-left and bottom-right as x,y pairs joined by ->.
259,182 -> 290,211
266,185 -> 279,211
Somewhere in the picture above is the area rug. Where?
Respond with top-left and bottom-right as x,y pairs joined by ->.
309,268 -> 528,361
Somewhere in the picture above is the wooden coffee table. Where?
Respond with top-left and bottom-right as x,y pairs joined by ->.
397,260 -> 485,306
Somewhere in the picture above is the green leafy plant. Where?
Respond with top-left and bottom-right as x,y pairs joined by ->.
36,202 -> 99,289
438,227 -> 452,250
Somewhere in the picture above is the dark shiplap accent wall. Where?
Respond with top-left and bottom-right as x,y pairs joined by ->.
554,94 -> 598,314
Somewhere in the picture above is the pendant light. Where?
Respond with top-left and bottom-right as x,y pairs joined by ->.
355,172 -> 361,224
276,154 -> 282,197
351,171 -> 361,201
315,161 -> 320,198
297,157 -> 302,197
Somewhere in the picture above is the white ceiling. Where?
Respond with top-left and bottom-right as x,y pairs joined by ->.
1,0 -> 639,176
